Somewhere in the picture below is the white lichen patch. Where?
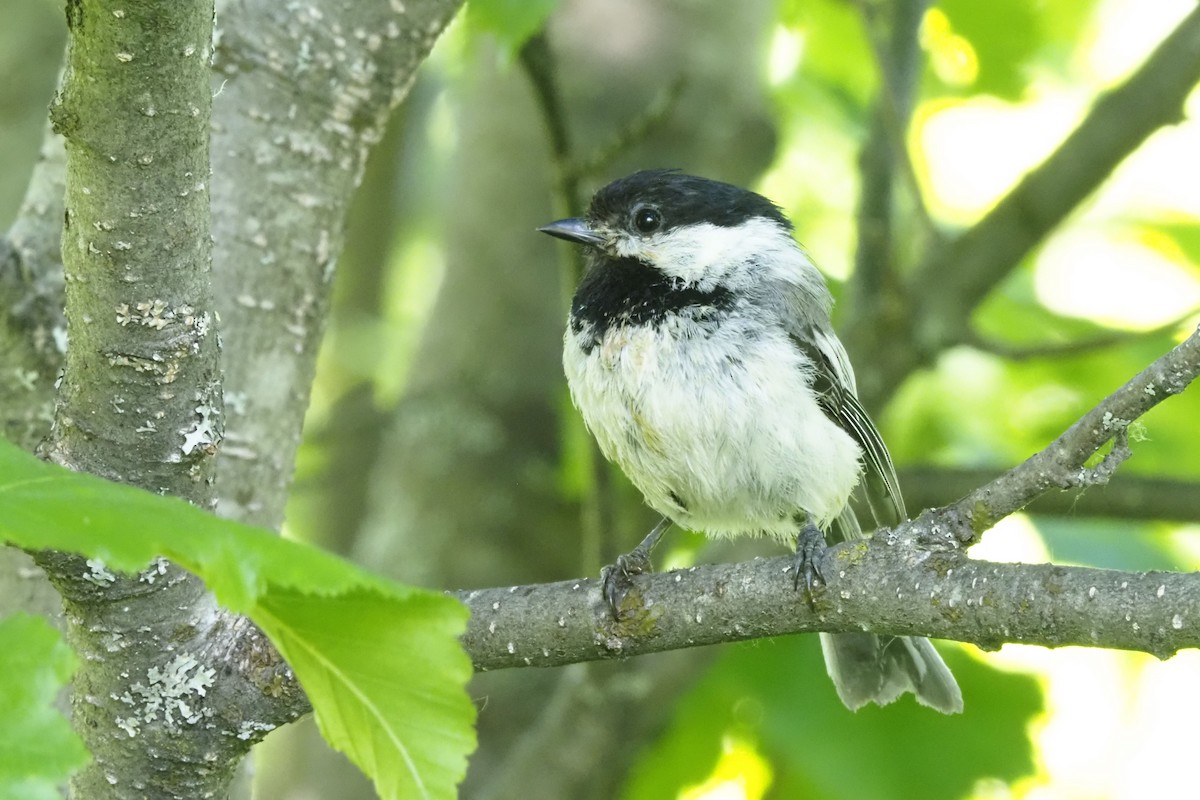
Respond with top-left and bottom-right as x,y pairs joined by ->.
181,404 -> 219,455
114,653 -> 217,737
115,301 -> 212,345
138,557 -> 169,584
1100,411 -> 1130,431
83,558 -> 117,586
140,300 -> 168,328
235,720 -> 277,741
116,300 -> 164,328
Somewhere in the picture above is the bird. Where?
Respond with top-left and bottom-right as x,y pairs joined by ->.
538,169 -> 962,713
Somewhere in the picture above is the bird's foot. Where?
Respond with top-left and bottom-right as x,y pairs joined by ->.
601,547 -> 653,618
601,516 -> 672,619
793,520 -> 828,599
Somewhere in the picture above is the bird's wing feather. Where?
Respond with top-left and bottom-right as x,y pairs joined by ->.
789,323 -> 907,525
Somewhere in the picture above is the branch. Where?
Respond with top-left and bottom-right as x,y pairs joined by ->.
209,0 -> 464,530
898,467 -> 1200,524
457,327 -> 1200,670
459,547 -> 1197,670
519,32 -> 580,216
853,0 -> 934,258
965,315 -> 1195,361
940,327 -> 1200,542
845,5 -> 1200,412
911,5 -> 1200,352
0,126 -> 66,451
844,0 -> 929,407
34,1 -> 250,796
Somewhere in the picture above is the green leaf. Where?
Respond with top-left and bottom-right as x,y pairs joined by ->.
0,614 -> 89,800
0,438 -> 475,800
256,588 -> 474,799
466,0 -> 561,53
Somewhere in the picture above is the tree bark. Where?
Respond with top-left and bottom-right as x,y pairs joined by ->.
37,1 -> 241,796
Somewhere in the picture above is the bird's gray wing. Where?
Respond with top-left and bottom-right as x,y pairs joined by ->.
789,323 -> 907,527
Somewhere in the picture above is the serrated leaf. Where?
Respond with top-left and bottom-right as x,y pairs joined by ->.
0,438 -> 476,800
257,588 -> 474,800
0,614 -> 89,800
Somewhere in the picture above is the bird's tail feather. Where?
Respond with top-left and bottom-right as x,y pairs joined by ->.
819,631 -> 963,714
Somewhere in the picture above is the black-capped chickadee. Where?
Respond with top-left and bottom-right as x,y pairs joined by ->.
539,169 -> 962,713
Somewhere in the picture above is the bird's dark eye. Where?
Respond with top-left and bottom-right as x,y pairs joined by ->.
632,205 -> 662,234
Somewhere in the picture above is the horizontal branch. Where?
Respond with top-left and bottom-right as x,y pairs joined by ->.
456,327 -> 1200,672
456,543 -> 1198,671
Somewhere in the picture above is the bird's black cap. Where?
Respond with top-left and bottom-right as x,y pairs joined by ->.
587,169 -> 792,232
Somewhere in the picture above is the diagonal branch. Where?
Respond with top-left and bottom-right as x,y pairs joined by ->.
912,5 -> 1200,345
850,4 -> 1200,410
937,326 -> 1200,543
457,326 -> 1200,671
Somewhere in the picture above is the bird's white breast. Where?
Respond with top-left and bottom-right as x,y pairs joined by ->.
564,311 -> 863,540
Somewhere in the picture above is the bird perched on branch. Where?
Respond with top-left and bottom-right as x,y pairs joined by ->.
539,169 -> 962,713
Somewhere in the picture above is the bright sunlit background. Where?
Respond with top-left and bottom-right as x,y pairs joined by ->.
710,1 -> 1200,798
2,0 -> 1197,797
293,1 -> 1200,797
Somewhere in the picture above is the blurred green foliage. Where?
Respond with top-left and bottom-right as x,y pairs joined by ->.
624,638 -> 1039,800
3,0 -> 1199,798
0,614 -> 87,800
465,0 -> 559,55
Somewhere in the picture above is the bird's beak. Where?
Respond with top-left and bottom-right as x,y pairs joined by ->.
537,218 -> 606,247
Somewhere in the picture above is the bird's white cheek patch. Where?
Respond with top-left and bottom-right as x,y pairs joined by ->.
646,219 -> 803,288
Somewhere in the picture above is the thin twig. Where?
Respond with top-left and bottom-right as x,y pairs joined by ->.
855,0 -> 937,241
939,326 -> 1200,542
565,75 -> 686,182
898,467 -> 1200,523
967,314 -> 1198,361
518,30 -> 606,577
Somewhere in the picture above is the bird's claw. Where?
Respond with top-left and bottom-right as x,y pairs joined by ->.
601,548 -> 653,619
793,522 -> 828,600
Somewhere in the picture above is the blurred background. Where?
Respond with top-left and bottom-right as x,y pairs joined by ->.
4,0 -> 1200,798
